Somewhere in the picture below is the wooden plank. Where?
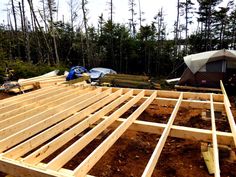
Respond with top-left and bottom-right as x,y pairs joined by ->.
107,118 -> 234,146
0,87 -> 88,122
110,87 -> 223,102
141,93 -> 183,177
8,83 -> 38,93
220,80 -> 230,107
0,158 -> 64,177
0,86 -> 68,115
144,97 -> 224,111
0,88 -> 101,140
4,89 -> 123,160
221,81 -> 236,146
46,90 -> 143,171
202,146 -> 215,174
0,86 -> 57,107
175,85 -> 222,93
224,95 -> 236,146
0,88 -> 108,152
0,85 -> 83,123
22,89 -> 131,165
210,94 -> 220,177
110,87 -> 222,100
73,91 -> 157,176
0,87 -> 88,129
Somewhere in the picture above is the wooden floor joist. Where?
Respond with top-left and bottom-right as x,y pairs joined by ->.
0,84 -> 234,177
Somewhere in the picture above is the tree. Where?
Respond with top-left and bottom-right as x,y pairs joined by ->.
174,0 -> 180,59
138,0 -> 145,27
81,0 -> 92,67
228,1 -> 236,49
128,0 -> 137,37
180,0 -> 195,54
67,0 -> 79,31
107,0 -> 115,68
197,0 -> 222,50
47,0 -> 59,65
153,8 -> 166,74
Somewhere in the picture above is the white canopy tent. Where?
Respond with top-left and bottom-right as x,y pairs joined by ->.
184,49 -> 236,74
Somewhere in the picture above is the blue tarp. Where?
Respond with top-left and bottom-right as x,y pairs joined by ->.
66,66 -> 88,81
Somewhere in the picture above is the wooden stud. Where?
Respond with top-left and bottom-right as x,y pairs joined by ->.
0,86 -> 57,108
141,93 -> 183,177
106,117 -> 234,146
224,96 -> 236,146
18,90 -> 126,163
210,94 -> 220,177
0,86 -> 68,115
0,88 -> 101,140
73,91 -> 157,176
220,81 -> 236,146
46,90 -> 144,171
0,87 -> 88,129
0,88 -> 107,152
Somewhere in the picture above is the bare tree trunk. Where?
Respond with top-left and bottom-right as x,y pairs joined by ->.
27,0 -> 51,64
109,0 -> 115,68
129,0 -> 136,36
138,0 -> 142,27
80,32 -> 86,66
11,0 -> 17,31
48,0 -> 60,65
42,0 -> 48,32
20,0 -> 31,62
19,2 -> 24,32
7,10 -> 13,59
174,0 -> 180,59
82,0 -> 92,67
185,0 -> 188,54
11,0 -> 21,58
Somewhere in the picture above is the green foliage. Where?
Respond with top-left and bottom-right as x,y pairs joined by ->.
0,0 -> 236,81
0,59 -> 67,84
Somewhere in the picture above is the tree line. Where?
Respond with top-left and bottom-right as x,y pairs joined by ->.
0,0 -> 236,77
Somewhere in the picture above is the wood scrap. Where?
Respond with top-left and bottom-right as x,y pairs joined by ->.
63,76 -> 90,85
201,143 -> 215,174
175,85 -> 221,92
99,74 -> 160,89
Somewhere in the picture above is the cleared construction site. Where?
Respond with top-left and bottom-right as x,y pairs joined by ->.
0,80 -> 235,177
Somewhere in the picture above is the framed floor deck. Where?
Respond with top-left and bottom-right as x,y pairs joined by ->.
0,84 -> 235,177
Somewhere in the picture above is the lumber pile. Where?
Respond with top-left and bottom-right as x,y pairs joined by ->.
6,71 -> 66,93
175,85 -> 222,93
8,82 -> 40,93
17,70 -> 66,89
99,74 -> 160,89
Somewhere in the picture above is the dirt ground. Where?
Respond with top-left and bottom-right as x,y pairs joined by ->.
0,93 -> 236,177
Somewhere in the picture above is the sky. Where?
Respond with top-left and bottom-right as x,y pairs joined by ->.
0,0 -> 230,37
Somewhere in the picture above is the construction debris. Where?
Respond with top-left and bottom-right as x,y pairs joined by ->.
175,85 -> 222,93
99,74 -> 160,89
0,70 -> 67,93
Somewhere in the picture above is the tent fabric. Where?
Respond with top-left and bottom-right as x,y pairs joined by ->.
178,68 -> 224,87
184,49 -> 236,74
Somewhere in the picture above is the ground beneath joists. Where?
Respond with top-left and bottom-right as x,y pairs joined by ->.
85,100 -> 236,177
0,93 -> 236,177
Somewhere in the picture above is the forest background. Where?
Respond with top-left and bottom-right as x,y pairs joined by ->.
0,0 -> 235,82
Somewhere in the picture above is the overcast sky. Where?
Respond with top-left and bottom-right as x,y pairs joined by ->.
0,0 -> 230,36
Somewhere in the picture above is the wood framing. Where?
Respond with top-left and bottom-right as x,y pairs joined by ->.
0,84 -> 234,177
